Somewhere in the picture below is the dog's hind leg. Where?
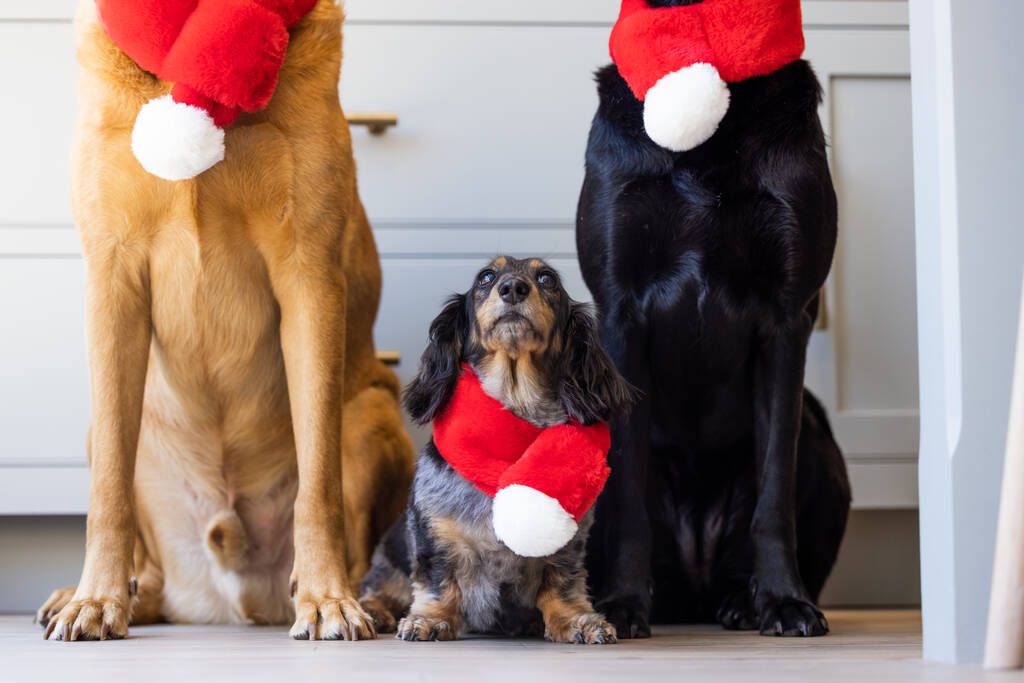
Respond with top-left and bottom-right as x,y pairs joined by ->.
358,513 -> 413,634
340,381 -> 415,585
128,531 -> 165,625
794,390 -> 851,602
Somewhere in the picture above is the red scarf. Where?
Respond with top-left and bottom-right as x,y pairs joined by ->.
97,0 -> 319,127
611,0 -> 805,101
432,365 -> 611,524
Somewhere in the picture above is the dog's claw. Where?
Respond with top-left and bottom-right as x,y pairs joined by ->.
291,596 -> 374,641
546,613 -> 617,645
758,596 -> 828,637
597,600 -> 650,640
396,616 -> 455,642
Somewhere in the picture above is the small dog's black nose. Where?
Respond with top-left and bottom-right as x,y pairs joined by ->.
498,277 -> 530,305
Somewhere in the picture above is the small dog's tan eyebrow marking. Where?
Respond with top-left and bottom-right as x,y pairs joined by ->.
529,258 -> 543,271
493,256 -> 508,268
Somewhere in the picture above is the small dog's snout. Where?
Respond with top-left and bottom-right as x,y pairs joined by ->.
498,277 -> 530,305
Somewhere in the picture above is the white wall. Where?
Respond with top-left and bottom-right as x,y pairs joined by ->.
0,511 -> 920,615
911,0 -> 1024,665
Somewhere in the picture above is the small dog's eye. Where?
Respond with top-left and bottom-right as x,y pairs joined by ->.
478,270 -> 496,287
537,270 -> 557,287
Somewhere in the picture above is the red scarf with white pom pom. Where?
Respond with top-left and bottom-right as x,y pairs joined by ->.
609,0 -> 805,152
610,0 -> 805,101
432,366 -> 611,557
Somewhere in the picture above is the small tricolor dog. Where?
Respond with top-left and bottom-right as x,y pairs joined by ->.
360,257 -> 634,643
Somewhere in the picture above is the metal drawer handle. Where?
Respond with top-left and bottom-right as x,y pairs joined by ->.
376,350 -> 401,366
346,113 -> 399,135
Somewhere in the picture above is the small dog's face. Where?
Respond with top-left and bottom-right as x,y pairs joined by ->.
404,256 -> 634,428
470,257 -> 566,358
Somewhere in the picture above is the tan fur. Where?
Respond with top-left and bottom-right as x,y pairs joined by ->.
477,353 -> 562,426
359,568 -> 413,634
472,257 -> 565,426
476,283 -> 556,356
398,583 -> 462,642
536,571 -> 616,644
39,0 -> 414,642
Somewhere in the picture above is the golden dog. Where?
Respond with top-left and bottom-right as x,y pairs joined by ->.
36,0 -> 414,641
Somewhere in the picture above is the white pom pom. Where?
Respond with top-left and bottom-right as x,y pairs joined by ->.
492,485 -> 578,558
131,95 -> 225,181
643,62 -> 730,152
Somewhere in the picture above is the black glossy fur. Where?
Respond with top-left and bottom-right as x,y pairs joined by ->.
359,258 -> 634,643
576,3 -> 851,639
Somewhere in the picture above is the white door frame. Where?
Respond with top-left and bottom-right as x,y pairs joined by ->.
910,0 -> 1024,664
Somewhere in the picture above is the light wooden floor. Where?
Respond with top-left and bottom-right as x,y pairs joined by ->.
0,610 -> 1011,682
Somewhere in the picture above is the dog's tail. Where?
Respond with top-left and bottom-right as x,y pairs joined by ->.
358,510 -> 412,634
204,510 -> 250,572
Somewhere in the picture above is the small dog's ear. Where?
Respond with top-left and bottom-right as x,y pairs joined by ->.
558,302 -> 636,425
404,293 -> 470,424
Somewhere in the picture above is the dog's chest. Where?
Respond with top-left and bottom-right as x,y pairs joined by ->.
147,225 -> 286,410
629,171 -> 793,306
614,171 -> 793,425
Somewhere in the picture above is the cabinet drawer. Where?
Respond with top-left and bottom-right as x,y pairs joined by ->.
0,22 -> 76,226
341,24 -> 608,223
0,256 -> 90,467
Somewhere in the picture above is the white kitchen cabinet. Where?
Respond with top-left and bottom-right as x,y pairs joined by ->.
0,1 -> 916,512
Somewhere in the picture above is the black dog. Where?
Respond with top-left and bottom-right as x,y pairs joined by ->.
576,0 -> 851,638
359,257 -> 633,642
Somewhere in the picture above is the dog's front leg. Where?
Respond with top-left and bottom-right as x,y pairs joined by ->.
396,506 -> 463,642
45,246 -> 151,641
588,317 -> 653,639
271,265 -> 374,641
750,312 -> 828,637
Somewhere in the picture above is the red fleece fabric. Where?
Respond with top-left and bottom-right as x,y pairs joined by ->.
610,0 -> 805,100
432,366 -> 611,523
96,0 -> 318,127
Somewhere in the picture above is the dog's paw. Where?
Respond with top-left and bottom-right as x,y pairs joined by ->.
546,613 -> 617,645
396,615 -> 456,642
36,586 -> 76,628
595,598 -> 650,639
290,595 -> 376,641
43,597 -> 128,641
358,595 -> 398,634
716,590 -> 758,631
758,596 -> 829,637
